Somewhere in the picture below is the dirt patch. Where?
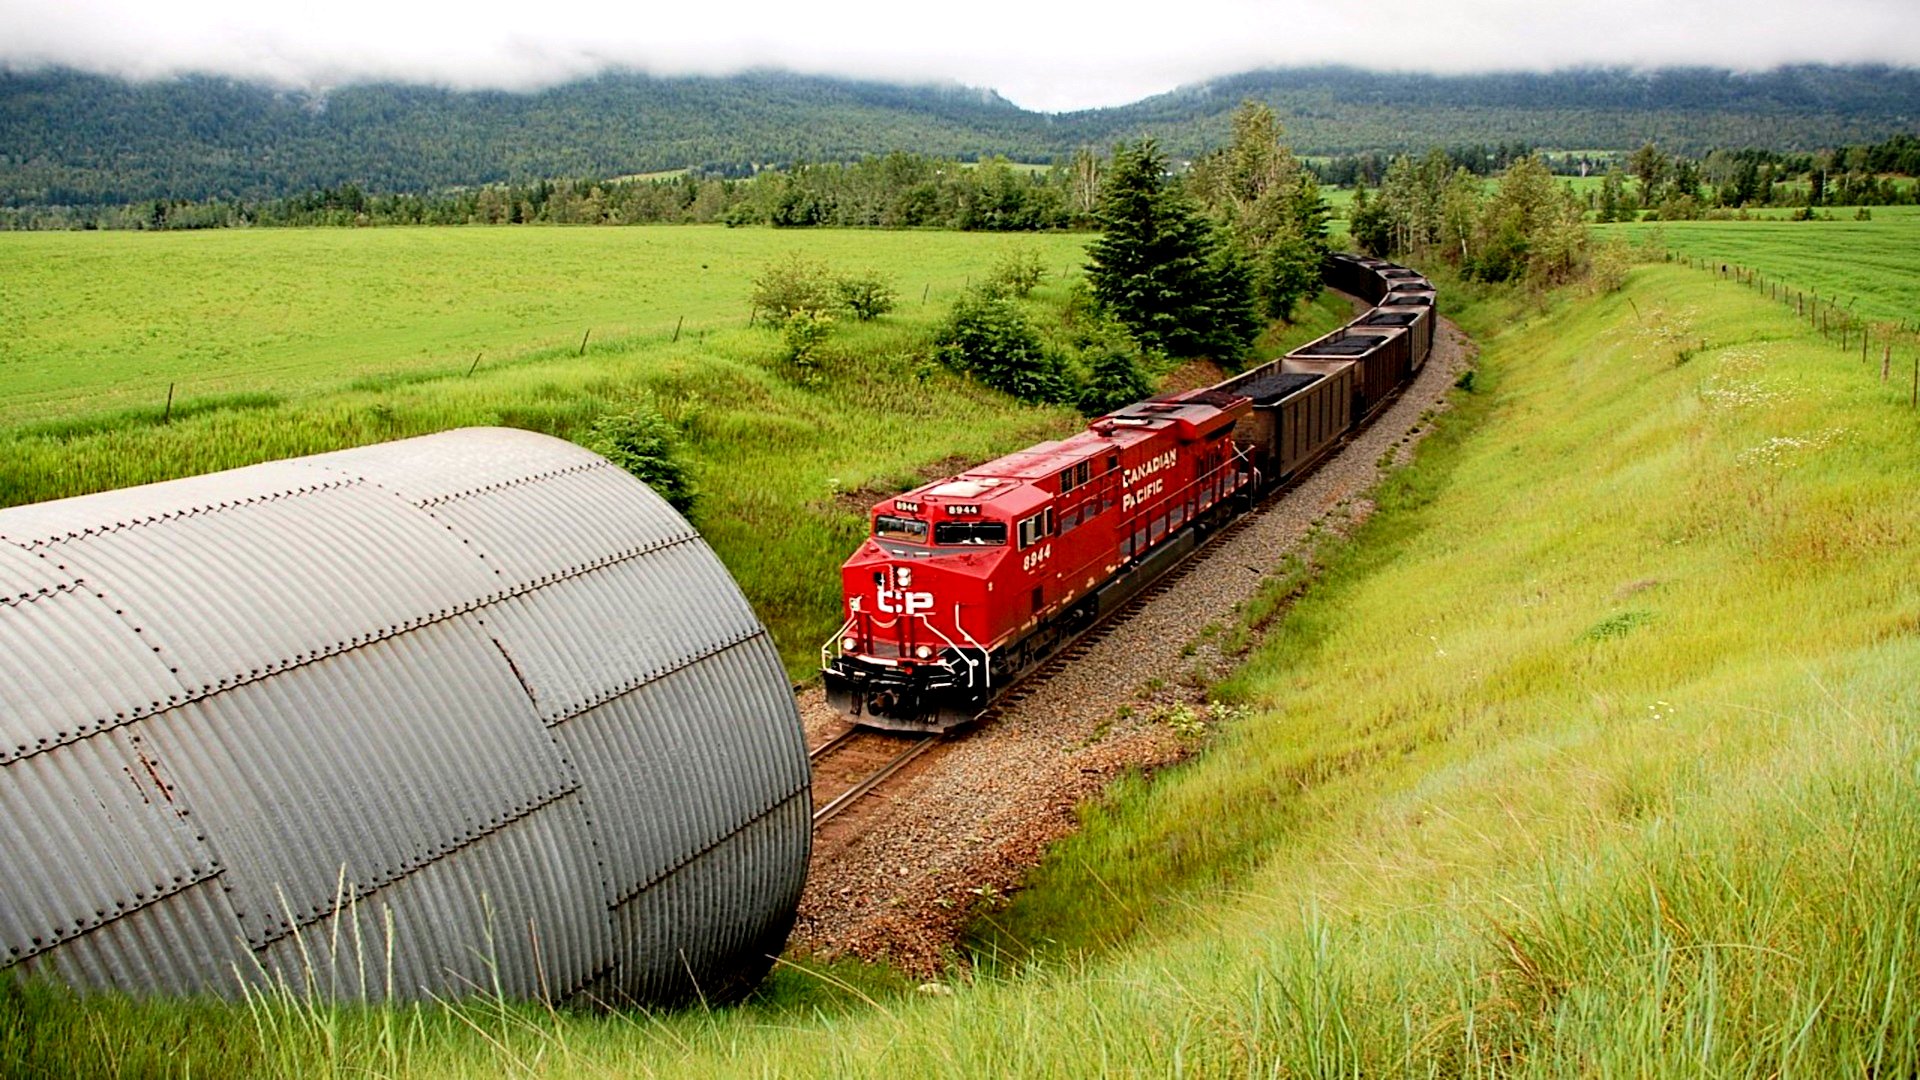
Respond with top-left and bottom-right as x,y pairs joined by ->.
1155,359 -> 1231,395
830,454 -> 978,514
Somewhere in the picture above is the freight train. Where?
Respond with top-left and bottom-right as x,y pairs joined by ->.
822,254 -> 1436,732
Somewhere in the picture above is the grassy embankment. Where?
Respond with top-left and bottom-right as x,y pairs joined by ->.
10,235 -> 1919,1074
0,226 -> 1352,678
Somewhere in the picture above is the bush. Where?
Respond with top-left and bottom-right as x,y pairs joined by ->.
751,253 -> 836,320
833,270 -> 898,321
586,404 -> 697,515
752,255 -> 898,323
1588,237 -> 1631,294
933,288 -> 1073,405
985,248 -> 1047,298
1079,340 -> 1153,416
780,309 -> 835,384
1072,312 -> 1156,416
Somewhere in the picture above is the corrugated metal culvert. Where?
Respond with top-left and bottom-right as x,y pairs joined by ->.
0,427 -> 809,1005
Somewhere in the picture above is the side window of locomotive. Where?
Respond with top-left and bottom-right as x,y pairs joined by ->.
874,514 -> 928,543
1058,467 -> 1077,494
1017,513 -> 1043,548
934,520 -> 1007,546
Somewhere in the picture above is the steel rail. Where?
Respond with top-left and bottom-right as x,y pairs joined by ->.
807,727 -> 860,762
811,736 -> 940,827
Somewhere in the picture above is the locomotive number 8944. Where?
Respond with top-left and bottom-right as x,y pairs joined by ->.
822,254 -> 1435,732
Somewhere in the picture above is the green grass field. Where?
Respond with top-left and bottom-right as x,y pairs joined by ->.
1605,214 -> 1920,328
0,227 -> 1097,677
9,234 -> 1918,1076
0,227 -> 1097,426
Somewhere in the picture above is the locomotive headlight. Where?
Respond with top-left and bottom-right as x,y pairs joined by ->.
914,645 -> 933,659
894,565 -> 912,587
842,636 -> 857,652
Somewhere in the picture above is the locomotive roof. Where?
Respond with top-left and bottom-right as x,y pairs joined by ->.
881,392 -> 1244,514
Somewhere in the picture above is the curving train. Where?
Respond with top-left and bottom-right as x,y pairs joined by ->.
823,254 -> 1436,732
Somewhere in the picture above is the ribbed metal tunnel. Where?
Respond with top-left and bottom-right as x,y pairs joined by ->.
0,427 -> 809,1004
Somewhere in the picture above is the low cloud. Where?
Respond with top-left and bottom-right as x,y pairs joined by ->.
3,0 -> 1916,111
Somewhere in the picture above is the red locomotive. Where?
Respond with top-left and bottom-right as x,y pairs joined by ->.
823,255 -> 1434,731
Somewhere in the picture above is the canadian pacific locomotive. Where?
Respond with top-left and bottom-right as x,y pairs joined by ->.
823,255 -> 1435,731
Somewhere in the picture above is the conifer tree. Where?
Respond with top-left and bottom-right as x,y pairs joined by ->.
1086,140 -> 1256,364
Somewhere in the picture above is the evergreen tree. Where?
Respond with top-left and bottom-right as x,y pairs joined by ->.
932,288 -> 1074,405
1086,140 -> 1256,364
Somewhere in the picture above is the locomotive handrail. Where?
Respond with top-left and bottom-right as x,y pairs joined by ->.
911,608 -> 976,689
953,604 -> 992,692
820,614 -> 858,670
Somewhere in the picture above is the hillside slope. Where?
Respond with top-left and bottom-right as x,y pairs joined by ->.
5,64 -> 1919,206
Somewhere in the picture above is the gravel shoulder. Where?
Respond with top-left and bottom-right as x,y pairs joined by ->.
790,315 -> 1477,977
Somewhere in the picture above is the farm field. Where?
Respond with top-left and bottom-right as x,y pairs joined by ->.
0,226 -> 1091,426
9,238 -> 1919,1076
1605,213 -> 1920,326
0,225 -> 1353,678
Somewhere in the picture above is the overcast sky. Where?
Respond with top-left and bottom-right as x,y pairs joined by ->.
3,0 -> 1917,112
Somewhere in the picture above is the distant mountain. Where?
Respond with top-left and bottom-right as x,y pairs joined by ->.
3,64 -> 1917,207
0,68 -> 1054,206
1063,65 -> 1920,158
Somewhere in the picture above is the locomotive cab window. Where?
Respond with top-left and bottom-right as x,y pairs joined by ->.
1016,509 -> 1055,548
874,515 -> 928,543
934,520 -> 1007,546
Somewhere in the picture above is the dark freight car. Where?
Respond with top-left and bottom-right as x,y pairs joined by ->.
1291,326 -> 1411,419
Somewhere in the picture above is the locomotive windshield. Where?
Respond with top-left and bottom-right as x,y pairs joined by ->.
874,514 -> 928,542
934,520 -> 1008,546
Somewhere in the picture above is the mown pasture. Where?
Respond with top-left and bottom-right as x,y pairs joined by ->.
0,225 -> 1352,677
1607,212 -> 1920,327
8,230 -> 1919,1076
0,227 -> 1094,425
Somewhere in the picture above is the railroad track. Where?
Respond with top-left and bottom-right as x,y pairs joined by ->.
808,728 -> 942,828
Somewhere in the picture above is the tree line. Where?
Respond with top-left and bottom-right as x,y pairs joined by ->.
1588,137 -> 1920,221
0,153 -> 1102,232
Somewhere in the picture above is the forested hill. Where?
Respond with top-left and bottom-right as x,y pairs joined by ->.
5,64 -> 1919,207
0,69 -> 1052,206
1070,65 -> 1920,158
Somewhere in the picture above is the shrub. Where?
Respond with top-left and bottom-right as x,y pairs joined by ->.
1588,237 -> 1631,295
1075,316 -> 1155,416
985,248 -> 1048,298
780,309 -> 835,384
833,270 -> 898,321
751,253 -> 836,320
586,404 -> 697,515
1256,236 -> 1322,321
933,288 -> 1073,405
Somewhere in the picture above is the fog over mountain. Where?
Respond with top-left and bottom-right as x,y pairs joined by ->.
3,0 -> 1918,111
